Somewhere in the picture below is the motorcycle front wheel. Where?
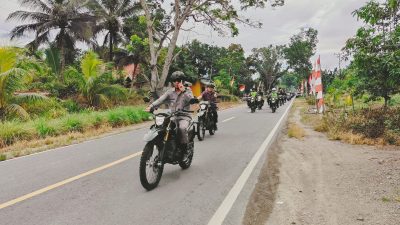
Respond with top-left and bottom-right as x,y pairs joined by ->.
179,142 -> 194,169
197,120 -> 205,141
139,142 -> 164,191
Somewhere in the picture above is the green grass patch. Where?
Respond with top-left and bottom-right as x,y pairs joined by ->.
0,106 -> 151,148
0,154 -> 6,161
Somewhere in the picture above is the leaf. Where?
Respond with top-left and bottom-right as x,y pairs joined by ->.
4,104 -> 30,120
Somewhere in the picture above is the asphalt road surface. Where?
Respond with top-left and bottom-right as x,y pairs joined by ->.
0,101 -> 292,225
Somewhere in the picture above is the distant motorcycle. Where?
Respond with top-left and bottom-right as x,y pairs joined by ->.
249,96 -> 257,113
256,95 -> 264,110
270,96 -> 278,113
196,101 -> 217,141
139,99 -> 198,191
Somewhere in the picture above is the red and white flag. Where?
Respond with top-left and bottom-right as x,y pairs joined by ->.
239,84 -> 245,92
314,56 -> 324,113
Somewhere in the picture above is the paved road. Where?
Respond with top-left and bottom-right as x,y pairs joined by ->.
0,101 -> 292,225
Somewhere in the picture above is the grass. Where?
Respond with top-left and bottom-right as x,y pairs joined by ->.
294,96 -> 400,146
0,106 -> 151,154
382,197 -> 391,202
0,101 -> 242,160
287,122 -> 306,139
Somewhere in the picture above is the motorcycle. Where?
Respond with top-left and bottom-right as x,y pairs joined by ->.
270,96 -> 278,113
139,99 -> 198,191
249,96 -> 257,113
256,95 -> 264,110
196,101 -> 216,141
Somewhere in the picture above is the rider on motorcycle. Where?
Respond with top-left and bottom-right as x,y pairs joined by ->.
198,83 -> 218,130
250,89 -> 257,98
146,71 -> 194,151
271,88 -> 278,97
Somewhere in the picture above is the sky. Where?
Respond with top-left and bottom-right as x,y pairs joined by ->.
0,0 -> 369,70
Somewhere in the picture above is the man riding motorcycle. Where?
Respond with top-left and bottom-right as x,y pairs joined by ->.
146,71 -> 194,151
198,83 -> 218,130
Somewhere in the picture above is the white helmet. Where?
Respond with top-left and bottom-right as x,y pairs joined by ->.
272,88 -> 277,91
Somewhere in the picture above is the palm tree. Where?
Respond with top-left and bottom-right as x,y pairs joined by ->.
0,47 -> 47,120
66,51 -> 127,108
88,0 -> 139,61
7,0 -> 96,82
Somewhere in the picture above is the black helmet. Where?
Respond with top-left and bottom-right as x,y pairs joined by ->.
207,83 -> 215,88
170,71 -> 186,82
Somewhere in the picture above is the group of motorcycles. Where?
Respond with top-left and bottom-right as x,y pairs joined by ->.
139,98 -> 217,190
139,91 -> 295,191
245,92 -> 295,113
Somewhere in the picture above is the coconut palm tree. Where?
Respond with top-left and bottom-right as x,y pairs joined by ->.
88,0 -> 139,61
7,0 -> 96,82
66,51 -> 127,108
0,47 -> 47,120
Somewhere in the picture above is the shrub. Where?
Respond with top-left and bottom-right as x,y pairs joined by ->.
36,120 -> 56,138
62,99 -> 82,113
0,122 -> 33,146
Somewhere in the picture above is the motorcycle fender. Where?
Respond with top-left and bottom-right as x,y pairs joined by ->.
144,127 -> 161,142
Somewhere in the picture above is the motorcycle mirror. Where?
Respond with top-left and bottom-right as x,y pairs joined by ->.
143,97 -> 150,103
189,98 -> 199,104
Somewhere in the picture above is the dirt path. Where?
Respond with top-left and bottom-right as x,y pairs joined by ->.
243,103 -> 400,225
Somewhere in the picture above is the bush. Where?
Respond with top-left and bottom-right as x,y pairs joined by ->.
62,99 -> 82,113
63,117 -> 84,132
22,98 -> 66,119
0,106 -> 150,148
0,122 -> 33,146
36,120 -> 57,138
320,106 -> 400,144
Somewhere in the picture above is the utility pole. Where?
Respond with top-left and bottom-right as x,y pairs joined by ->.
334,52 -> 342,77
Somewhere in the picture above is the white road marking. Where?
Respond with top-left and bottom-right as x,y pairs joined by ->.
0,151 -> 142,210
207,99 -> 294,225
222,117 -> 235,123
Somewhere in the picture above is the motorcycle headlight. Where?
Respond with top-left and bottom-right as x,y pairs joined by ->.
251,98 -> 255,102
257,96 -> 262,101
200,104 -> 207,110
155,116 -> 165,126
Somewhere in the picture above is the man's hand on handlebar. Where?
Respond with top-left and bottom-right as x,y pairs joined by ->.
145,105 -> 153,112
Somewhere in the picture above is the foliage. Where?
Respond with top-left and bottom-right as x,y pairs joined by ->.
139,0 -> 285,94
89,0 -> 140,61
250,45 -> 286,91
7,0 -> 96,79
0,47 -> 47,120
283,28 -> 318,80
0,106 -> 151,147
344,0 -> 400,107
66,51 -> 128,108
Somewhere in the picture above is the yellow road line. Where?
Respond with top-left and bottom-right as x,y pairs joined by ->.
0,151 -> 142,210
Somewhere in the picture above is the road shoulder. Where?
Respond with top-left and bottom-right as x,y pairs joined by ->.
243,100 -> 400,225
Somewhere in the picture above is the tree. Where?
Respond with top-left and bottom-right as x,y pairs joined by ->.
0,47 -> 47,120
7,0 -> 95,81
250,45 -> 286,91
344,0 -> 400,107
66,51 -> 127,108
139,0 -> 285,96
89,0 -> 140,61
283,28 -> 318,80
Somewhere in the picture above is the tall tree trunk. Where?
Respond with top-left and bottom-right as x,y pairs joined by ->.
384,95 -> 390,109
109,34 -> 113,62
60,42 -> 65,83
157,28 -> 181,92
129,64 -> 138,93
